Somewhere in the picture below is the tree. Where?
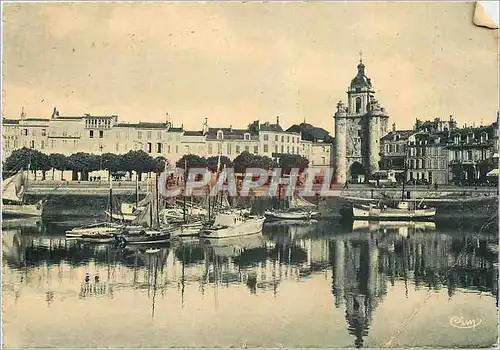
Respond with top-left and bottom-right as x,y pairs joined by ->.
3,147 -> 35,174
2,147 -> 51,180
176,154 -> 207,169
31,150 -> 52,180
233,152 -> 276,173
49,153 -> 70,180
120,150 -> 155,181
67,152 -> 100,181
278,154 -> 309,174
206,155 -> 232,172
153,156 -> 169,174
101,153 -> 122,176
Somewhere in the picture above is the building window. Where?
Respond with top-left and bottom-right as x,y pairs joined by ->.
244,133 -> 250,141
236,145 -> 240,154
99,130 -> 104,138
281,136 -> 284,142
245,146 -> 250,152
263,144 -> 269,153
157,143 -> 162,153
274,145 -> 278,153
147,131 -> 152,139
89,130 -> 94,138
281,145 -> 284,153
263,134 -> 269,141
138,131 -> 142,139
217,131 -> 223,140
292,137 -> 295,144
217,143 -> 222,154
41,129 -> 47,136
355,97 -> 362,113
287,136 -> 290,142
227,143 -> 232,154
254,146 -> 258,154
116,143 -> 119,152
275,135 -> 278,141
40,141 -> 45,149
157,131 -> 162,139
287,146 -> 290,153
167,145 -> 171,153
22,129 -> 28,136
147,142 -> 152,153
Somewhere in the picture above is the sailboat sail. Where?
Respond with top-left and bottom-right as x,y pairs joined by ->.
2,171 -> 26,203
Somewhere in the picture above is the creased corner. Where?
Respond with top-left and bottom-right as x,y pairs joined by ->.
473,1 -> 499,29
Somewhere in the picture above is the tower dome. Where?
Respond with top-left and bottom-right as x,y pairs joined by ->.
350,58 -> 372,90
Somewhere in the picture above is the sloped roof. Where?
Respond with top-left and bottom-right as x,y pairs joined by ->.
286,123 -> 333,143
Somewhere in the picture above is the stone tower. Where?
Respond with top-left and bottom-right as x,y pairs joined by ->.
334,58 -> 389,183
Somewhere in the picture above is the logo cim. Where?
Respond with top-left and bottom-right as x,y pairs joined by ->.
449,316 -> 483,329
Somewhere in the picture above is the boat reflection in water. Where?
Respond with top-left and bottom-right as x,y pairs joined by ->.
2,218 -> 498,348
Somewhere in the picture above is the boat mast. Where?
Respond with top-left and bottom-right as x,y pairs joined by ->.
135,172 -> 139,209
183,160 -> 187,223
155,172 -> 160,228
109,173 -> 113,222
401,147 -> 408,201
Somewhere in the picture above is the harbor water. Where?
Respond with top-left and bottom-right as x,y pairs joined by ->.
2,217 -> 498,348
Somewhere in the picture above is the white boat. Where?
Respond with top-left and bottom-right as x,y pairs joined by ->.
352,201 -> 436,220
2,170 -> 44,218
199,211 -> 265,239
78,233 -> 117,244
264,209 -> 317,220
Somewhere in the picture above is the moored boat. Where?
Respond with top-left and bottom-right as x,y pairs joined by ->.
116,229 -> 171,245
199,211 -> 265,239
65,222 -> 123,238
352,201 -> 436,220
2,170 -> 44,218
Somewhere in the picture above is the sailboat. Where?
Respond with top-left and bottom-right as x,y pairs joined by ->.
264,188 -> 319,221
116,174 -> 171,245
68,176 -> 124,241
2,170 -> 44,218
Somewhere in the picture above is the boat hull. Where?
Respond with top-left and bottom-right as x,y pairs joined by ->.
200,218 -> 265,239
118,231 -> 171,244
352,206 -> 436,220
264,210 -> 314,221
2,203 -> 43,218
78,235 -> 117,243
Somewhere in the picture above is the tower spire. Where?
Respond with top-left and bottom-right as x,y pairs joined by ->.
359,50 -> 363,64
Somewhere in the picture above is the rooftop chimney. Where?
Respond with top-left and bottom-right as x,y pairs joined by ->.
392,122 -> 396,132
52,107 -> 58,119
276,116 -> 280,125
21,106 -> 26,120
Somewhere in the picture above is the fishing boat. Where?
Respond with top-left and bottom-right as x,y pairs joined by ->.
199,211 -> 265,239
352,201 -> 436,220
2,170 -> 44,218
264,192 -> 319,221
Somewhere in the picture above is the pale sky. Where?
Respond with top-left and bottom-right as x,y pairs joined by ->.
2,2 -> 498,133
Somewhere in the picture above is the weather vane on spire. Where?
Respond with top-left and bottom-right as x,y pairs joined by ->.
359,50 -> 363,63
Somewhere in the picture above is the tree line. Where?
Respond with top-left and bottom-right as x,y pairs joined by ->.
2,147 -> 309,181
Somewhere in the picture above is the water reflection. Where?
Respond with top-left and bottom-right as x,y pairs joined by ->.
2,218 -> 498,348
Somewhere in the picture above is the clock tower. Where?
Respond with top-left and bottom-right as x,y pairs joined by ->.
334,57 -> 389,183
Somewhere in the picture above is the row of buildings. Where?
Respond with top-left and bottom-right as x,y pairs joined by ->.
2,59 -> 498,184
380,116 -> 499,185
2,109 -> 335,169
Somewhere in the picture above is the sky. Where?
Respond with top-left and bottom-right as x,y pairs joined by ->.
2,2 -> 498,134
